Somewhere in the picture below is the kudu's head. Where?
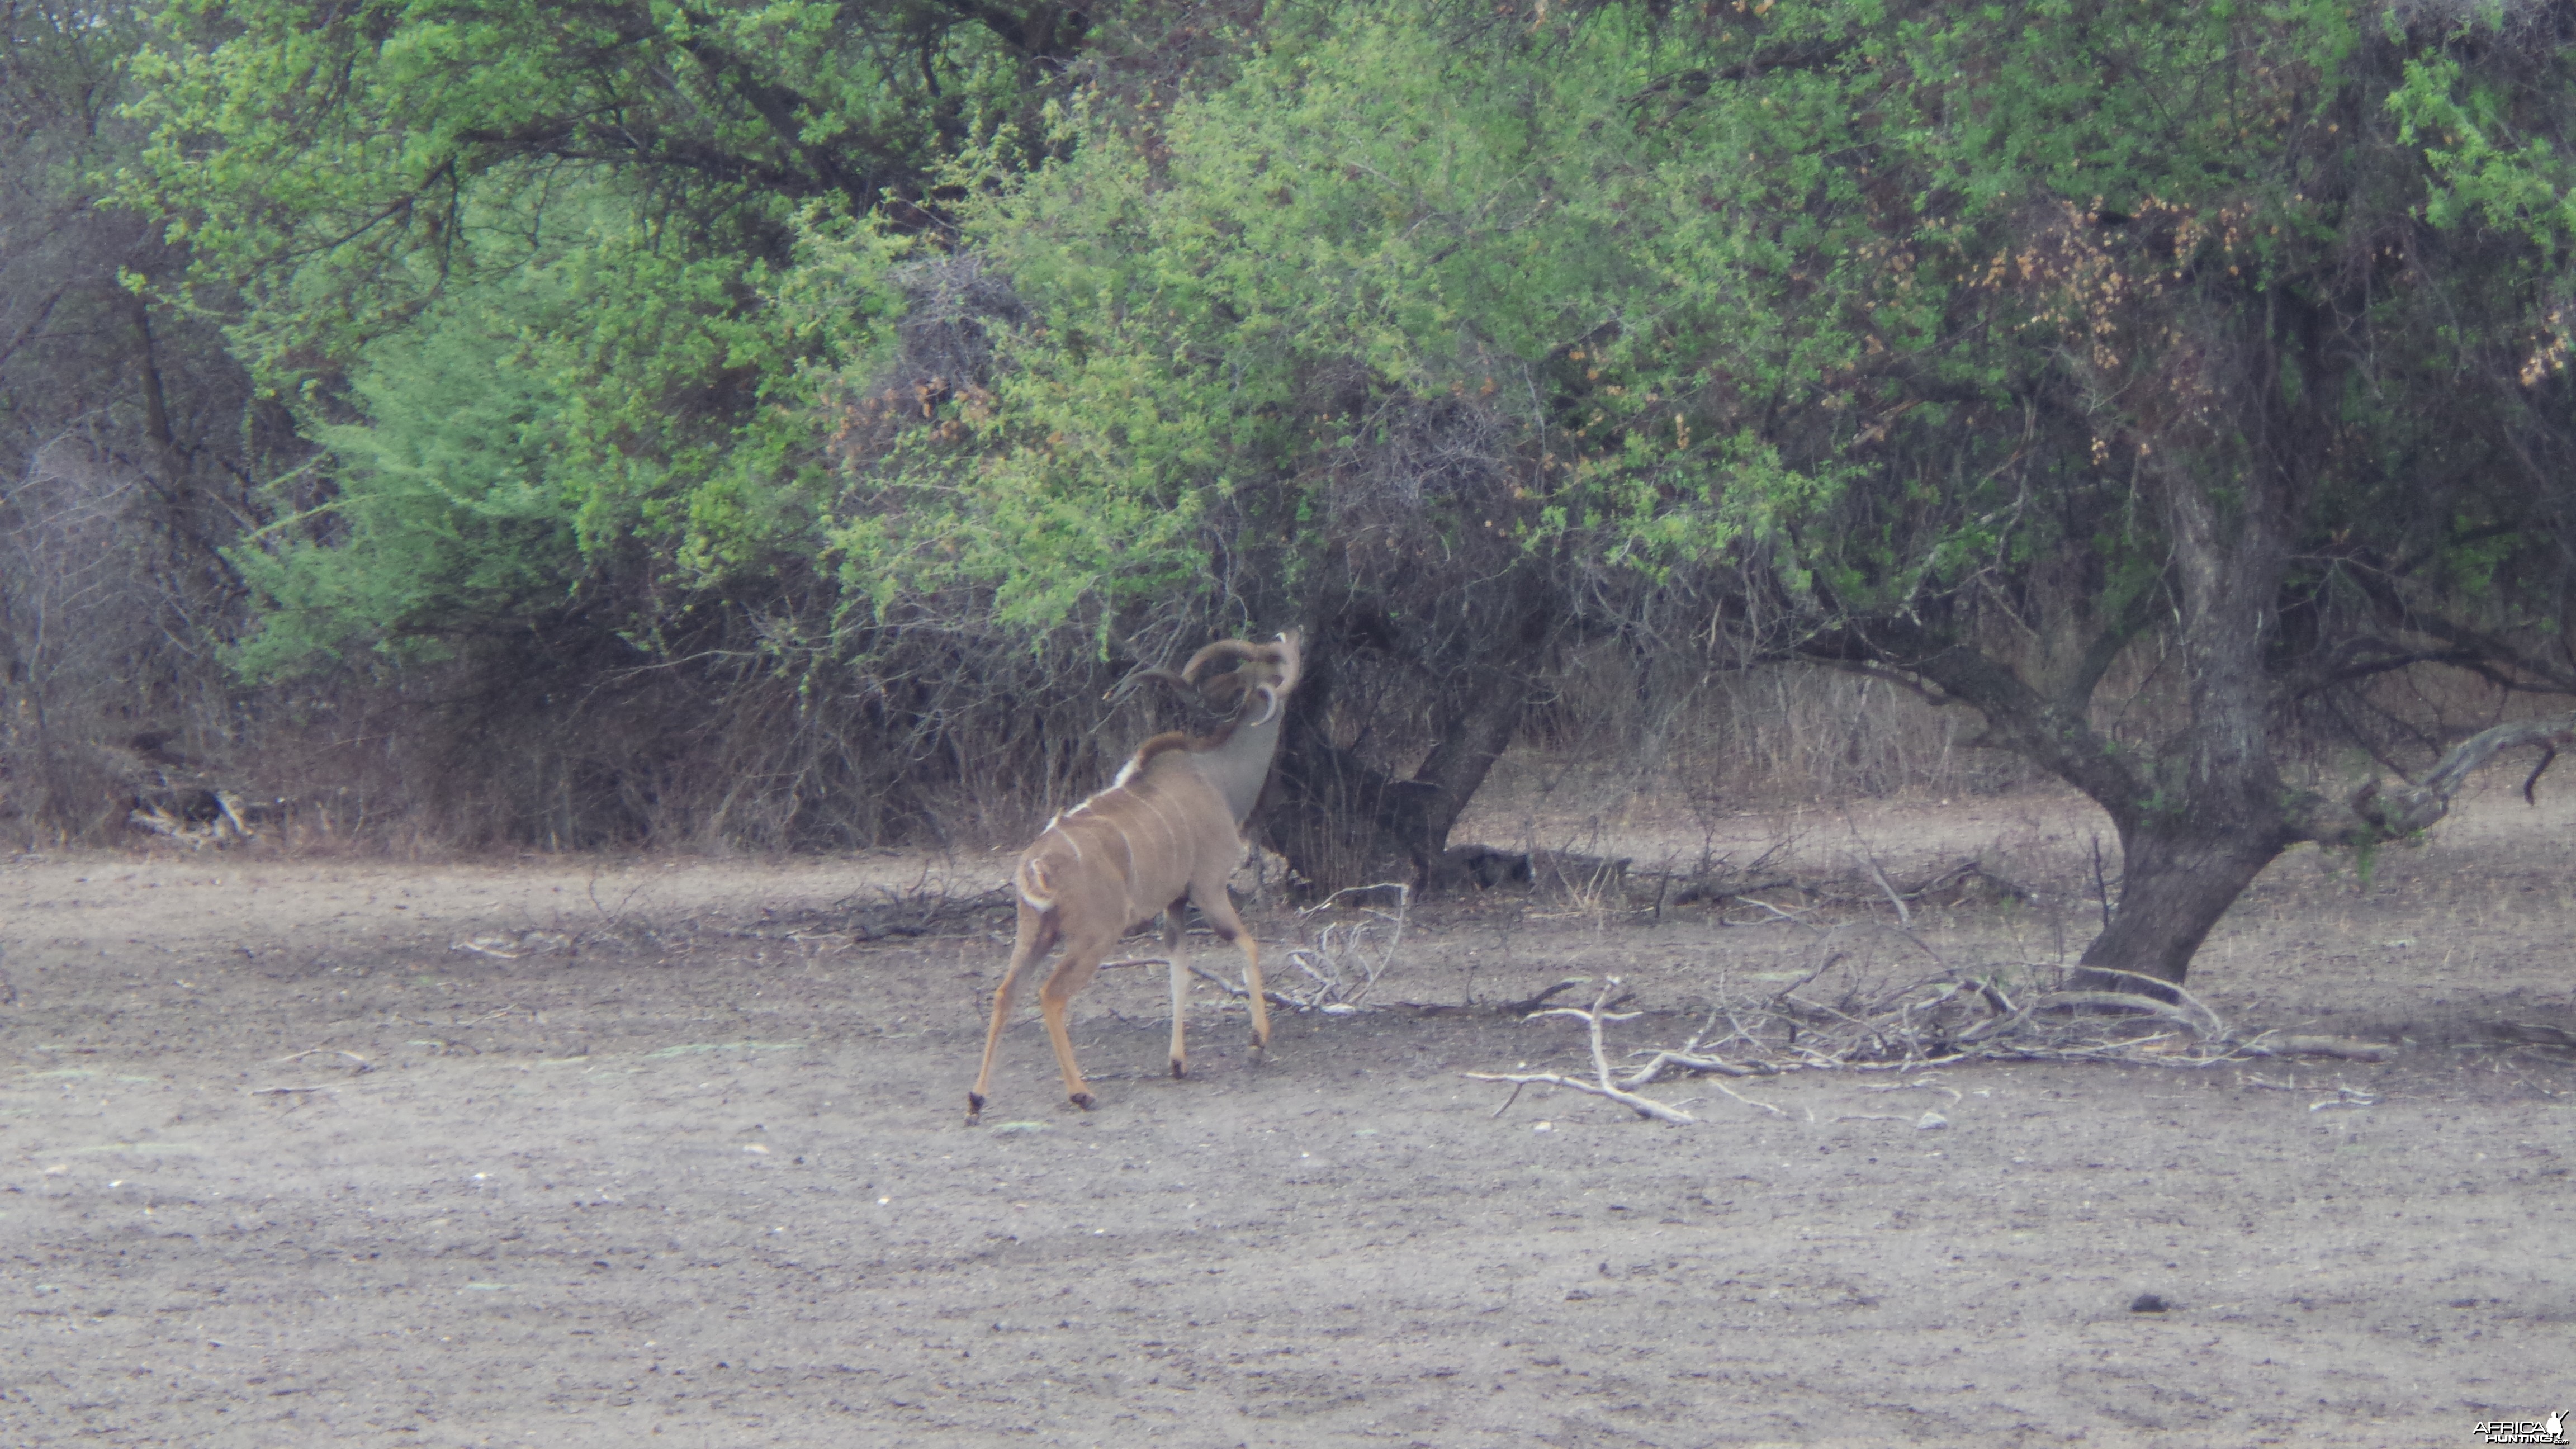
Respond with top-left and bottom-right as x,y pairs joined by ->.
1109,628 -> 1304,726
1175,629 -> 1303,727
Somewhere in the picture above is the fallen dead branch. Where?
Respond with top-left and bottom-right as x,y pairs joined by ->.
1183,960 -> 1305,1012
1466,954 -> 2405,1123
453,931 -> 574,960
1278,883 -> 1410,1010
1499,976 -> 1593,1015
1392,974 -> 1623,1016
2236,1034 -> 2400,1063
2487,1020 -> 2576,1051
1464,978 -> 1704,1124
271,1048 -> 373,1073
2056,966 -> 2230,1038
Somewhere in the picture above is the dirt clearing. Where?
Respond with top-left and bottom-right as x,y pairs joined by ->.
3,789 -> 2572,1446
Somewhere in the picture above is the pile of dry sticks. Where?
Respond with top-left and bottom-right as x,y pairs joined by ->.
1464,967 -> 2399,1126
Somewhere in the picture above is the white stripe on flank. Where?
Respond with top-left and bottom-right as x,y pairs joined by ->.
1107,818 -> 1141,923
1134,789 -> 1178,871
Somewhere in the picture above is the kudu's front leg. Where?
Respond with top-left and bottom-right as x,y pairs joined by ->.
1197,888 -> 1271,1055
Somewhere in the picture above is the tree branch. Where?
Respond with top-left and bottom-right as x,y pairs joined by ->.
2059,588 -> 2162,716
2286,708 -> 2576,844
2272,640 -> 2488,700
1802,617 -> 2153,821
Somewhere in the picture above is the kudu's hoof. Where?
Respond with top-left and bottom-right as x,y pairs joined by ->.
1170,1060 -> 1187,1079
1068,1092 -> 1094,1111
965,1092 -> 986,1128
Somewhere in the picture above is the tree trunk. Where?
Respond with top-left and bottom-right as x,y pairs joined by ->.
129,292 -> 194,556
1262,665 -> 1528,893
1261,719 -> 1418,893
1846,453 -> 2307,992
2068,707 -> 2576,989
2069,818 -> 2288,989
1256,600 -> 1549,895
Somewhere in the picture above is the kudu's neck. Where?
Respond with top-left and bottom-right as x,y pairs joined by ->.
1194,703 -> 1286,825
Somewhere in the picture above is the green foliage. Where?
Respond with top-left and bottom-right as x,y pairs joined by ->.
222,182 -> 877,676
110,0 -> 2576,810
227,290 -> 574,678
806,0 -> 2575,799
2393,51 -> 2576,253
123,2 -> 989,675
826,6 -> 1883,633
124,0 -> 1038,379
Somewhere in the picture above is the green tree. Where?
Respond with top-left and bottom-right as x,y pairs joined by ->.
126,0 -> 1094,671
825,7 -> 1816,886
114,0 -> 1192,847
1730,0 -> 2576,987
830,0 -> 2576,977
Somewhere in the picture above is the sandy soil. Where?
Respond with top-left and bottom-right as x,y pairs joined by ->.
3,787 -> 2572,1446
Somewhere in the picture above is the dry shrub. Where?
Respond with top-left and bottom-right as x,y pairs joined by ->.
1498,626 -> 2573,835
102,638 -> 2572,860
224,582 -> 1194,856
0,432 -> 247,846
1512,645 -> 2044,815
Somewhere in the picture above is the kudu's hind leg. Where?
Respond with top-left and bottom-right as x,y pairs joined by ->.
968,910 -> 1055,1126
1163,901 -> 1190,1079
1036,934 -> 1114,1111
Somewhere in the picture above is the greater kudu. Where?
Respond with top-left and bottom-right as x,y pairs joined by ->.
966,631 -> 1303,1124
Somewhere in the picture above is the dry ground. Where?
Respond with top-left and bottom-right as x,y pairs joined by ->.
2,784 -> 2572,1447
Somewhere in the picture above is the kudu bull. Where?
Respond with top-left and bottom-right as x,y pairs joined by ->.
966,631 -> 1304,1125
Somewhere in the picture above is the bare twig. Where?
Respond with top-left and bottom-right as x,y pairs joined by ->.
1259,882 -> 1412,1011
1462,1067 -> 1697,1123
1694,1074 -> 1787,1116
2236,1034 -> 2400,1063
1623,1048 -> 1777,1081
1855,847 -> 1911,928
2045,991 -> 2208,1030
1465,978 -> 1702,1124
1724,895 -> 1820,927
270,1048 -> 371,1072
